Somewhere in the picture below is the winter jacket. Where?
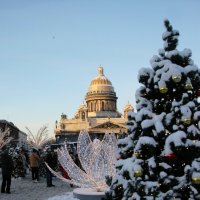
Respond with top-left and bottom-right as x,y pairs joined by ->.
1,150 -> 14,175
45,152 -> 56,169
29,152 -> 39,167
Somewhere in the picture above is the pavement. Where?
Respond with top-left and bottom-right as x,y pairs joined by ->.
0,168 -> 74,200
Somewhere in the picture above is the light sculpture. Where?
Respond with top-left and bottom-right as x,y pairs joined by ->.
46,130 -> 117,191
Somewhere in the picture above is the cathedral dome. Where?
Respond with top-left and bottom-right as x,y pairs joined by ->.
85,66 -> 119,117
87,66 -> 115,94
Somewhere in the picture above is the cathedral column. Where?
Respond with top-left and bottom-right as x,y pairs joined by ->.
98,100 -> 100,111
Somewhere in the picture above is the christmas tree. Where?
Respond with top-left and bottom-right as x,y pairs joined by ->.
105,19 -> 200,199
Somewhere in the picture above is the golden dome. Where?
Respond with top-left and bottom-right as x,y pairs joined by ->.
124,102 -> 134,111
88,66 -> 115,94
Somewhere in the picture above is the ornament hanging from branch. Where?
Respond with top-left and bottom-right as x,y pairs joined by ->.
172,75 -> 182,83
134,170 -> 143,177
159,86 -> 168,94
165,153 -> 176,160
185,83 -> 193,90
192,177 -> 200,184
196,89 -> 200,96
183,118 -> 191,126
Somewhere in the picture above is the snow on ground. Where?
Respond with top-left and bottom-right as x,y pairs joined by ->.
48,192 -> 78,200
0,169 -> 77,200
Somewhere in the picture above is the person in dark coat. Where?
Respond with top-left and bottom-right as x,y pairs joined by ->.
1,149 -> 14,194
45,148 -> 55,187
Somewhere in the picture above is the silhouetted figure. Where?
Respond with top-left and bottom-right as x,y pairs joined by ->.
45,148 -> 55,187
1,148 -> 14,194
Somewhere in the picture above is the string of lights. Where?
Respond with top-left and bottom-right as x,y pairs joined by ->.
46,130 -> 117,191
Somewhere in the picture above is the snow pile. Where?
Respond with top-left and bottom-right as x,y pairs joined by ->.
48,192 -> 78,200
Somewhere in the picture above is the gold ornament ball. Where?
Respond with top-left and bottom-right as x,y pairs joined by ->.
172,75 -> 182,83
133,151 -> 140,158
183,118 -> 191,125
134,170 -> 143,177
192,177 -> 200,184
159,86 -> 168,94
185,83 -> 193,90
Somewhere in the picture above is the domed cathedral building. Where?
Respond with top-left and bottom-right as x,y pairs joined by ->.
54,66 -> 133,143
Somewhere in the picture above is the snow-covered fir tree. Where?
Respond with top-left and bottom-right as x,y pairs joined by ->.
105,19 -> 200,199
105,113 -> 137,200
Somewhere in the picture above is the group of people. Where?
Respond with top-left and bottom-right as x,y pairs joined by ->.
1,146 -> 59,194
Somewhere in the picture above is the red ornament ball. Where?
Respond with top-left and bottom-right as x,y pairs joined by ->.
165,153 -> 176,160
196,89 -> 200,96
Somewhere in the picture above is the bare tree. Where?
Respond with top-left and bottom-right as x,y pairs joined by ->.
0,128 -> 13,150
25,125 -> 53,149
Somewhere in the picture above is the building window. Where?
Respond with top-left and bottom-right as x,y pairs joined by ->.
61,124 -> 65,129
102,101 -> 104,111
81,112 -> 85,121
91,102 -> 93,111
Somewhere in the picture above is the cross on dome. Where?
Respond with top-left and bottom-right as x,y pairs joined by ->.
98,65 -> 104,76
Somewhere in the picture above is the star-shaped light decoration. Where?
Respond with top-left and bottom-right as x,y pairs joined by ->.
46,130 -> 117,191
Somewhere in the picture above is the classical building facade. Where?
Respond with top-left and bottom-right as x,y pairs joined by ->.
0,120 -> 28,149
54,66 -> 133,143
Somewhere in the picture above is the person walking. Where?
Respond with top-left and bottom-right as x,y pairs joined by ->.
45,148 -> 55,187
29,148 -> 40,183
1,148 -> 14,194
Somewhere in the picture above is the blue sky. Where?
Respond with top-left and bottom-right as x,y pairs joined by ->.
0,0 -> 200,137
